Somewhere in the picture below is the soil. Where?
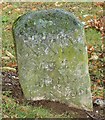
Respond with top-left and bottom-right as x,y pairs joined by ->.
2,71 -> 105,119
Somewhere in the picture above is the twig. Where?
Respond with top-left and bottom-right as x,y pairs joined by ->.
84,109 -> 98,120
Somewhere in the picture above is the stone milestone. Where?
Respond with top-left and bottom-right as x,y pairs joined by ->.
13,9 -> 93,111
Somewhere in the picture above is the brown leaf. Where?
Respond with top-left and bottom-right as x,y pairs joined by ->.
88,45 -> 94,52
95,2 -> 104,7
7,62 -> 17,67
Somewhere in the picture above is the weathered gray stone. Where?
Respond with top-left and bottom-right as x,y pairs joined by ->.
12,9 -> 93,111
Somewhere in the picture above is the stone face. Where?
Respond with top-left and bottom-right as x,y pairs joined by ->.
13,9 -> 93,111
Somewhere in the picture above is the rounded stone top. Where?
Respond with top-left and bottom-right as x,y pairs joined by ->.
13,9 -> 83,36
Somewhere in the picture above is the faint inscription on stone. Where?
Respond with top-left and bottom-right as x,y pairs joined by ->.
13,9 -> 93,111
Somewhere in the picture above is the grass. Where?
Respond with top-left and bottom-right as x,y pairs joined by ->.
2,94 -> 77,118
2,2 -> 104,118
85,28 -> 102,46
2,95 -> 55,118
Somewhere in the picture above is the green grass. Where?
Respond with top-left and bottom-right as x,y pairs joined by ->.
2,95 -> 54,118
2,95 -> 77,118
85,28 -> 102,46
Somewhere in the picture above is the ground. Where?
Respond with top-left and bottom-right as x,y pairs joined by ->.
2,72 -> 105,119
1,2 -> 105,119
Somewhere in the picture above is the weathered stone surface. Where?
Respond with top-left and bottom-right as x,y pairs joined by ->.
13,9 -> 93,111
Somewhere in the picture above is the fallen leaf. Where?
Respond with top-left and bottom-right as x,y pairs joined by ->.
93,15 -> 97,19
11,76 -> 19,80
14,8 -> 21,12
89,53 -> 98,60
99,53 -> 104,58
95,2 -> 104,7
91,85 -> 97,90
97,79 -> 101,84
5,50 -> 15,59
2,56 -> 10,60
55,2 -> 62,7
0,67 -> 16,72
88,45 -> 94,52
7,62 -> 17,67
32,7 -> 37,11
